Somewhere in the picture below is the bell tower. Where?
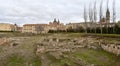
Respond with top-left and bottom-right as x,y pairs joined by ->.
106,8 -> 110,23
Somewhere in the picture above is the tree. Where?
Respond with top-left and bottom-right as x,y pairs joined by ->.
93,1 -> 97,33
89,2 -> 93,33
106,0 -> 109,33
84,4 -> 88,34
67,26 -> 73,32
99,0 -> 103,34
113,0 -> 116,34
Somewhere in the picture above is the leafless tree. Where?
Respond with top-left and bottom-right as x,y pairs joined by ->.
91,7 -> 94,32
89,2 -> 93,33
106,0 -> 109,33
94,1 -> 97,33
84,4 -> 87,34
89,3 -> 91,22
99,0 -> 103,34
113,0 -> 116,33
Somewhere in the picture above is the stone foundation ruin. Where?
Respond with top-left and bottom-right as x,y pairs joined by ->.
101,43 -> 120,55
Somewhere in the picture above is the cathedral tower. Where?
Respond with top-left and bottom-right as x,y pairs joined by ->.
106,8 -> 110,23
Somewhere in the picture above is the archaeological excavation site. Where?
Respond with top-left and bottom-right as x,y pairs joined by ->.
0,33 -> 120,66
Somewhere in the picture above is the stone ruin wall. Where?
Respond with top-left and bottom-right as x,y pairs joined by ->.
0,37 -> 30,46
36,38 -> 86,54
0,38 -> 9,45
101,44 -> 120,55
37,37 -> 120,56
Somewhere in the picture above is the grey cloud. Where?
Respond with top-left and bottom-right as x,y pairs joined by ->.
0,0 -> 119,26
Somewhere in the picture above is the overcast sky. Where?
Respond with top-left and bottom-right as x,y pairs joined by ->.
0,0 -> 119,26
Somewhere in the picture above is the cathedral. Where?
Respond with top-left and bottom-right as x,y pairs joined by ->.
49,18 -> 60,26
100,8 -> 110,24
49,18 -> 66,31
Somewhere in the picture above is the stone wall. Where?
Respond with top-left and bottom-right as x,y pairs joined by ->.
35,37 -> 99,54
36,38 -> 84,54
0,38 -> 9,45
101,43 -> 120,55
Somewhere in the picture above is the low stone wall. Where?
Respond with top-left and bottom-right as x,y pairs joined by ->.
0,37 -> 29,46
36,38 -> 99,54
0,38 -> 9,45
101,43 -> 120,55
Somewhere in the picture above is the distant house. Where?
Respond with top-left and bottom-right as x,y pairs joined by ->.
22,24 -> 48,34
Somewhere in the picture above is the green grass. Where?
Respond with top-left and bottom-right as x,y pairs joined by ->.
73,48 -> 117,66
85,33 -> 120,38
1,32 -> 119,38
46,52 -> 75,66
0,32 -> 120,66
32,57 -> 41,66
46,52 -> 61,63
66,33 -> 84,38
0,46 -> 3,53
5,54 -> 41,66
6,54 -> 25,66
60,58 -> 74,65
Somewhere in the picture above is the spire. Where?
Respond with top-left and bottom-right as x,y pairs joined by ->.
106,0 -> 110,20
106,8 -> 110,18
106,0 -> 110,16
106,8 -> 110,14
106,8 -> 110,23
53,18 -> 57,22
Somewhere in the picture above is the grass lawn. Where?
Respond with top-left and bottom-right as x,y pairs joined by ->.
0,32 -> 120,66
5,54 -> 41,66
73,48 -> 119,66
85,33 -> 120,38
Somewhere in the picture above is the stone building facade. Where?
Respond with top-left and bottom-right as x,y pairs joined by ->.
14,24 -> 23,32
17,27 -> 22,32
49,18 -> 66,31
22,19 -> 66,34
22,24 -> 48,34
0,23 -> 16,31
99,8 -> 115,27
66,8 -> 115,30
66,22 -> 95,30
